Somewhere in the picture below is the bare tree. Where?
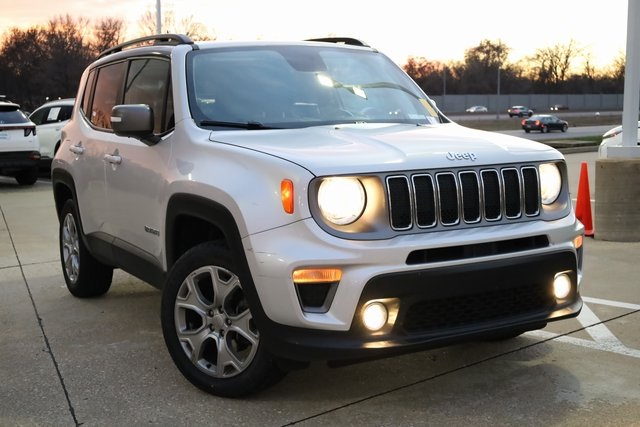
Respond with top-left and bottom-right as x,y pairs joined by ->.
581,51 -> 598,81
464,39 -> 510,69
91,18 -> 125,56
404,56 -> 445,93
528,39 -> 581,88
0,27 -> 46,108
609,51 -> 626,81
137,8 -> 214,41
41,15 -> 93,99
460,39 -> 511,93
0,15 -> 126,109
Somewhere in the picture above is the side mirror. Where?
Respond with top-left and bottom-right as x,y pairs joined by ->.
111,104 -> 160,145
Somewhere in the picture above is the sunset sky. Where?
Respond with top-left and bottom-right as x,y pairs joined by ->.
0,0 -> 630,68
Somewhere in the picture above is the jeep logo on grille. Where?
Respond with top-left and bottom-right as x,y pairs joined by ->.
446,151 -> 477,161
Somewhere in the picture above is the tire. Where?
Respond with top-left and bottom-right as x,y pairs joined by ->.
15,167 -> 38,185
161,242 -> 285,397
59,200 -> 113,297
524,129 -> 530,133
561,124 -> 568,132
541,126 -> 549,133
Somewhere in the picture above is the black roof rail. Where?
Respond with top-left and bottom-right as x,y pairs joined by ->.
305,37 -> 369,47
98,34 -> 196,59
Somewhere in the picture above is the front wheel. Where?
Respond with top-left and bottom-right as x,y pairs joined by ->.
161,242 -> 285,397
561,124 -> 568,132
59,200 -> 113,297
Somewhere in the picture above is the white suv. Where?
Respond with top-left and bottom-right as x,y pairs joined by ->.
29,98 -> 74,163
52,35 -> 584,397
0,101 -> 40,185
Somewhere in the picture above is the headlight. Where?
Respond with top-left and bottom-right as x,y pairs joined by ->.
539,163 -> 562,205
317,177 -> 366,225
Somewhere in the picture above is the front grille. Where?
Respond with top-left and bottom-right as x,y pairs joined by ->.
403,283 -> 555,333
386,165 -> 540,230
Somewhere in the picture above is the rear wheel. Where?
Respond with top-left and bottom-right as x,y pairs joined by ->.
161,242 -> 285,397
524,129 -> 530,133
15,167 -> 38,185
59,200 -> 113,297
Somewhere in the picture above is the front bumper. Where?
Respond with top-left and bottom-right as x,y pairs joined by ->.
257,250 -> 581,362
243,216 -> 583,362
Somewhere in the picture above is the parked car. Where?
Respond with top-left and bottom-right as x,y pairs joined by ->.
522,115 -> 568,133
29,98 -> 74,163
549,104 -> 568,111
465,105 -> 487,113
598,121 -> 640,157
507,105 -> 533,117
51,34 -> 583,397
0,101 -> 40,185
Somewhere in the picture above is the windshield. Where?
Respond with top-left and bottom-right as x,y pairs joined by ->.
187,45 -> 441,129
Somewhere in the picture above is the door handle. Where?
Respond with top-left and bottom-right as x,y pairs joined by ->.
104,154 -> 122,165
69,144 -> 84,155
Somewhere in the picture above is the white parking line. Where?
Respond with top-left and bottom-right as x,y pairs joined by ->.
526,297 -> 640,359
582,296 -> 640,311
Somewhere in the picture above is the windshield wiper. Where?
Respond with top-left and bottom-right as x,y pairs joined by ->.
359,81 -> 422,100
199,120 -> 278,130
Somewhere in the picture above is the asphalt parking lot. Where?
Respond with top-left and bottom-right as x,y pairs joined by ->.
1,151 -> 639,426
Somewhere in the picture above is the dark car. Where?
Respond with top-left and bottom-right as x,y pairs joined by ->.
522,114 -> 568,133
507,105 -> 533,117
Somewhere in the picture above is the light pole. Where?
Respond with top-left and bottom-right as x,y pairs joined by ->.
495,67 -> 501,120
156,0 -> 162,34
594,0 -> 640,241
442,66 -> 446,112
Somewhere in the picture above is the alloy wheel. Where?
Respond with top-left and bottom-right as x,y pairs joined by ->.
174,265 -> 258,378
61,213 -> 80,284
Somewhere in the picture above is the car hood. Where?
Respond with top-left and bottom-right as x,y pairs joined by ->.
209,122 -> 561,176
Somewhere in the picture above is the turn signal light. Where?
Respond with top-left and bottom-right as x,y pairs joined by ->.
281,179 -> 294,214
573,235 -> 583,249
292,268 -> 342,284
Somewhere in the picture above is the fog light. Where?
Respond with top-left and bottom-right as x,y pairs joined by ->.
553,273 -> 572,299
362,302 -> 388,332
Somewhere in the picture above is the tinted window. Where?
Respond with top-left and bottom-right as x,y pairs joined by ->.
29,107 -> 48,125
31,105 -> 73,125
56,105 -> 73,122
81,70 -> 97,117
90,62 -> 126,129
124,58 -> 172,133
0,106 -> 29,124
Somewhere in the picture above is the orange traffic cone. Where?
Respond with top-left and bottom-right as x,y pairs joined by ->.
575,162 -> 594,237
